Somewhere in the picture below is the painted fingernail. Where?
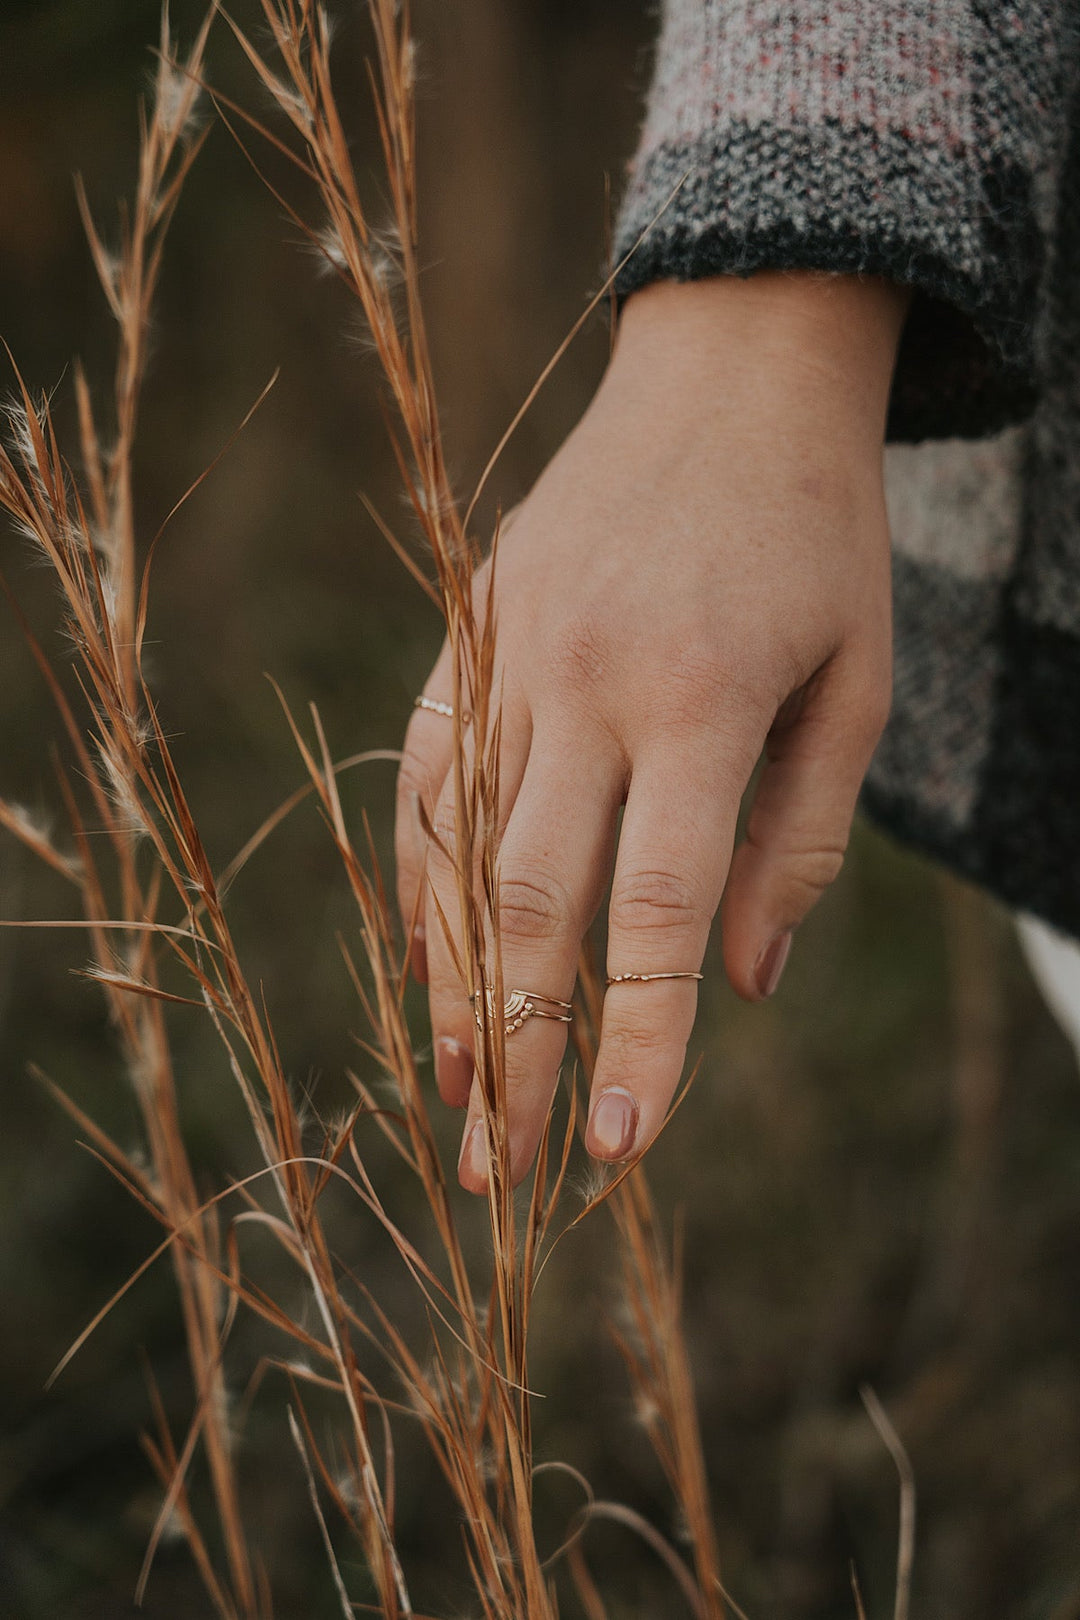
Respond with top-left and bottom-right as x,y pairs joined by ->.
754,929 -> 793,999
435,1036 -> 473,1106
587,1087 -> 639,1161
458,1120 -> 486,1186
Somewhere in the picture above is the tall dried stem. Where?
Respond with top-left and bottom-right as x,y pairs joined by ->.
0,4 -> 727,1616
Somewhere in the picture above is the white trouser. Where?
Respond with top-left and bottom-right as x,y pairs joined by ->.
1017,915 -> 1080,1070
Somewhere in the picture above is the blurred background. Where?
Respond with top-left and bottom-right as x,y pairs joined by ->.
1,2 -> 1079,1616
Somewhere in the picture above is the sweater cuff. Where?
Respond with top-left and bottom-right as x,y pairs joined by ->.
613,5 -> 1065,443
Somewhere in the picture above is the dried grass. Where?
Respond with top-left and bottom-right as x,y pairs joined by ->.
0,4 -> 727,1616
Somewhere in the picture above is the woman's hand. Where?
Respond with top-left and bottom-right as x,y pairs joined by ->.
395,270 -> 910,1192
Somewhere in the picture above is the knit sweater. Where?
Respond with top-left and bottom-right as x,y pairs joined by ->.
614,1 -> 1080,939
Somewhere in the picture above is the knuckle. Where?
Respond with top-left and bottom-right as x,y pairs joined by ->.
655,655 -> 773,763
778,840 -> 848,904
546,615 -> 613,695
655,651 -> 728,729
601,1015 -> 679,1068
497,868 -> 574,945
610,867 -> 704,937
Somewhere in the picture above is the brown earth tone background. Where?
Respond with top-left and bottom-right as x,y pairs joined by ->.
1,3 -> 1079,1617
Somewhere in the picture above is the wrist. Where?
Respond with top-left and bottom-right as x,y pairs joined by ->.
613,271 -> 911,449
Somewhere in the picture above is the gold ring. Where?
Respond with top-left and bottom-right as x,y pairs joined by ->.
473,985 -> 574,1038
606,970 -> 703,987
414,695 -> 455,718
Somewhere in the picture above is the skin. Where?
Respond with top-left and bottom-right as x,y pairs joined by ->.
395,270 -> 912,1193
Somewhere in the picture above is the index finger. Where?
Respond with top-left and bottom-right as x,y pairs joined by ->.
395,640 -> 457,982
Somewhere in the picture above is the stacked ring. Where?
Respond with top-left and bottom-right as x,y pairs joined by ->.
473,985 -> 574,1039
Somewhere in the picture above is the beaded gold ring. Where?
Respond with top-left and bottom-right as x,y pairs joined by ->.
473,985 -> 574,1039
413,695 -> 455,718
605,970 -> 704,987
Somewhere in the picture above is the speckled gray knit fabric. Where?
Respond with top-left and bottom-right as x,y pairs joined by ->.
614,1 -> 1080,937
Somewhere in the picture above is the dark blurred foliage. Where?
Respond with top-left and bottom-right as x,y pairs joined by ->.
1,4 -> 1079,1618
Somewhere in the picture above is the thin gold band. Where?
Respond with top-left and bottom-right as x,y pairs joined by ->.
606,971 -> 704,987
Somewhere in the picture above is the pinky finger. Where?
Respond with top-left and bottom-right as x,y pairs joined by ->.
721,654 -> 890,1000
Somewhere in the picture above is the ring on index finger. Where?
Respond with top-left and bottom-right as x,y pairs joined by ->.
414,695 -> 472,722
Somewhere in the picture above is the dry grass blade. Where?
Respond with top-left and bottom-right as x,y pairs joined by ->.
135,369 -> 279,665
574,1501 -> 708,1619
569,975 -> 724,1619
30,1063 -> 156,1204
288,1407 -> 356,1620
715,1581 -> 754,1620
460,170 -> 690,541
605,1173 -> 723,1618
0,799 -> 82,882
45,1155 -> 317,1391
141,1361 -> 239,1620
860,1386 -> 916,1620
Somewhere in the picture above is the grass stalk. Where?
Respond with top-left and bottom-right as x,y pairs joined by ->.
0,4 -> 726,1615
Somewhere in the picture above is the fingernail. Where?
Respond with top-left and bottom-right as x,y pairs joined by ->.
754,929 -> 793,998
435,1036 -> 473,1106
458,1120 -> 486,1185
587,1087 -> 639,1161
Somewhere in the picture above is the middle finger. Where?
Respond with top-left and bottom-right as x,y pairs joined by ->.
424,691 -> 532,1107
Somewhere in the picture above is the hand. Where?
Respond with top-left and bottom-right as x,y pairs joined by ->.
396,270 -> 910,1192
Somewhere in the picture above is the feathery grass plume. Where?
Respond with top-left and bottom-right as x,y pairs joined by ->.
1,2 -> 730,1615
0,13 -> 260,1617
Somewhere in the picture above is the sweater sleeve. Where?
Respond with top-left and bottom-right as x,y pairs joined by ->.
613,1 -> 1077,442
